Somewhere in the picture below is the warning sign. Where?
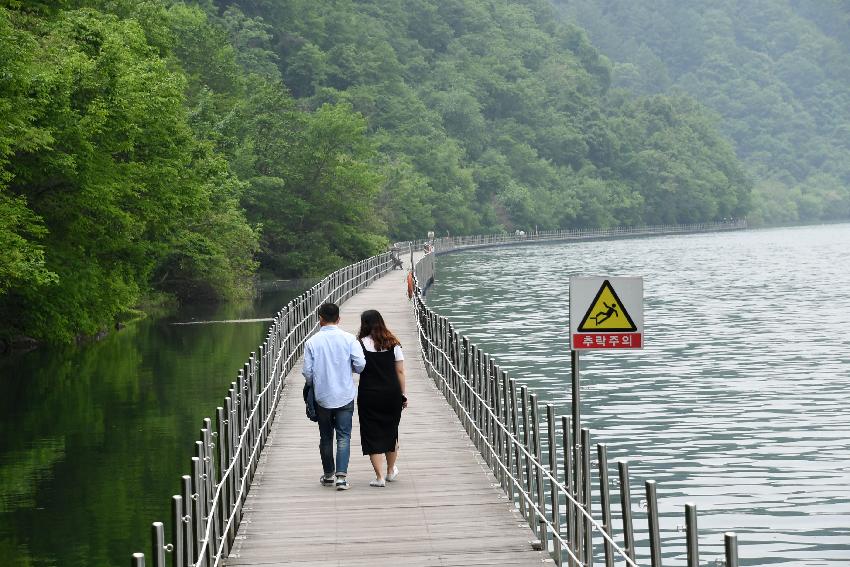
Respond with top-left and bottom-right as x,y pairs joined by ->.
577,280 -> 637,332
570,276 -> 643,350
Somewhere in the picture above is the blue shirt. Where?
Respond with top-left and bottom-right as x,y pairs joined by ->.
302,325 -> 365,409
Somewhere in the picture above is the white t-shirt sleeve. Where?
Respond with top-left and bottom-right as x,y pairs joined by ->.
363,336 -> 404,361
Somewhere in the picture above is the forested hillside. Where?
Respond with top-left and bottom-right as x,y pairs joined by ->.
0,0 -> 751,343
555,0 -> 850,225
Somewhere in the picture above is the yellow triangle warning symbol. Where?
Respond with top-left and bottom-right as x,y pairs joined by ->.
577,280 -> 637,332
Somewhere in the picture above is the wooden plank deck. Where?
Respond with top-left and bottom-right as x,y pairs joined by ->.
226,266 -> 553,566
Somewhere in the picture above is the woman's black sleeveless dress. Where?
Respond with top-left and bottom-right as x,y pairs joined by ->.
357,340 -> 403,455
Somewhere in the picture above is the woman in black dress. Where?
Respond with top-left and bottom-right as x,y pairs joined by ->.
357,309 -> 407,487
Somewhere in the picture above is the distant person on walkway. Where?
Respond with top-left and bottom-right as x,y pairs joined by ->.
357,309 -> 407,487
390,245 -> 404,269
302,302 -> 366,491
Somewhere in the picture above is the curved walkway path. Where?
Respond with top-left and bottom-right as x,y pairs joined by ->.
225,266 -> 553,566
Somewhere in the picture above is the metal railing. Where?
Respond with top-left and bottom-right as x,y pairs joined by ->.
411,250 -> 741,566
130,218 -> 748,566
131,253 -> 395,567
398,219 -> 747,256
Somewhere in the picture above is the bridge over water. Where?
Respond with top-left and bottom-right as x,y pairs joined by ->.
132,221 -> 746,567
225,260 -> 552,566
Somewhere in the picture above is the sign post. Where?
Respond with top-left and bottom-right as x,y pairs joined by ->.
568,276 -> 643,546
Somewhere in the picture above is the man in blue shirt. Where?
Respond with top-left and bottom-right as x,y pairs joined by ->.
302,302 -> 366,490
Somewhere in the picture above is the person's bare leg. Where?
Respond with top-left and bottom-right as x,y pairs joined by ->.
386,441 -> 399,477
369,453 -> 384,480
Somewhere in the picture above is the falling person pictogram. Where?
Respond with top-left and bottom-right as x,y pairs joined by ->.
592,301 -> 618,325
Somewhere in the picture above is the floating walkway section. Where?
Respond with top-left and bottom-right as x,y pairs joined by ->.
133,221 -> 746,567
226,263 -> 552,566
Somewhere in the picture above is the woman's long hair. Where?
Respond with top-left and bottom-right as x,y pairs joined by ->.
358,309 -> 400,351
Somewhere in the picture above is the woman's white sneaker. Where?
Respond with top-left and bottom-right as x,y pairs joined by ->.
369,478 -> 386,487
386,466 -> 399,482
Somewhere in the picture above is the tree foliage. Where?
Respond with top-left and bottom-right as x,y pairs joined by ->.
556,0 -> 850,225
0,0 -> 755,342
226,0 -> 750,233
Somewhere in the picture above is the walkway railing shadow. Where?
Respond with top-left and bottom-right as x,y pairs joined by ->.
411,249 -> 741,567
131,253 -> 394,567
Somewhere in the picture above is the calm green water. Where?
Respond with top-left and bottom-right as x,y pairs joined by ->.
0,283 -> 306,566
426,224 -> 850,566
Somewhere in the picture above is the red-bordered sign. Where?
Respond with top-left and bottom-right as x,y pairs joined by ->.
570,277 -> 643,350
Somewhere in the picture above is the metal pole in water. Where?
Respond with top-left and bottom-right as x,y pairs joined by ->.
216,406 -> 229,559
172,496 -> 184,567
570,350 -> 582,563
618,460 -> 635,562
191,457 -> 204,560
483,354 -> 493,469
646,480 -> 662,567
151,522 -> 165,567
546,404 -> 562,567
581,428 -> 592,566
224,395 -> 237,546
530,394 -> 547,548
510,378 -> 524,518
685,503 -> 699,567
597,444 -> 614,567
571,350 -> 580,451
181,475 -> 194,566
520,385 -> 536,532
502,370 -> 513,503
725,532 -> 739,567
494,364 -> 505,491
561,415 -> 576,565
462,337 -> 471,436
201,423 -> 218,558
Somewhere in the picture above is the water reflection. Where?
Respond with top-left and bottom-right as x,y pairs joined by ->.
0,282 -> 307,566
426,224 -> 850,566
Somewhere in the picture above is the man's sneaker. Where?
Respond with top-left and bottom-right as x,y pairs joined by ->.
386,466 -> 399,482
335,476 -> 350,491
320,474 -> 335,487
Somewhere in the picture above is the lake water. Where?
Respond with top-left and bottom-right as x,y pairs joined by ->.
425,224 -> 850,566
0,282 -> 307,566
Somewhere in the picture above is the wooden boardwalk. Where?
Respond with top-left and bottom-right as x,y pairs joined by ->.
226,266 -> 553,566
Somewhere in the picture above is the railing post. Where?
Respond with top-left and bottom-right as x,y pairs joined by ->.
226,391 -> 238,541
725,532 -> 739,567
597,444 -> 614,567
581,428 -> 592,566
618,460 -> 636,562
520,385 -> 535,532
196,436 -> 211,564
510,378 -> 524,518
646,480 -> 662,567
462,337 -> 471,437
502,370 -> 513,502
475,347 -> 484,454
181,475 -> 194,566
483,353 -> 493,468
546,404 -> 562,566
493,364 -> 504,491
191,457 -> 204,561
530,394 -> 547,548
201,421 -> 218,558
685,503 -> 699,567
172,496 -> 184,567
151,522 -> 165,567
561,415 -> 577,566
216,406 -> 229,559
132,553 -> 145,567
